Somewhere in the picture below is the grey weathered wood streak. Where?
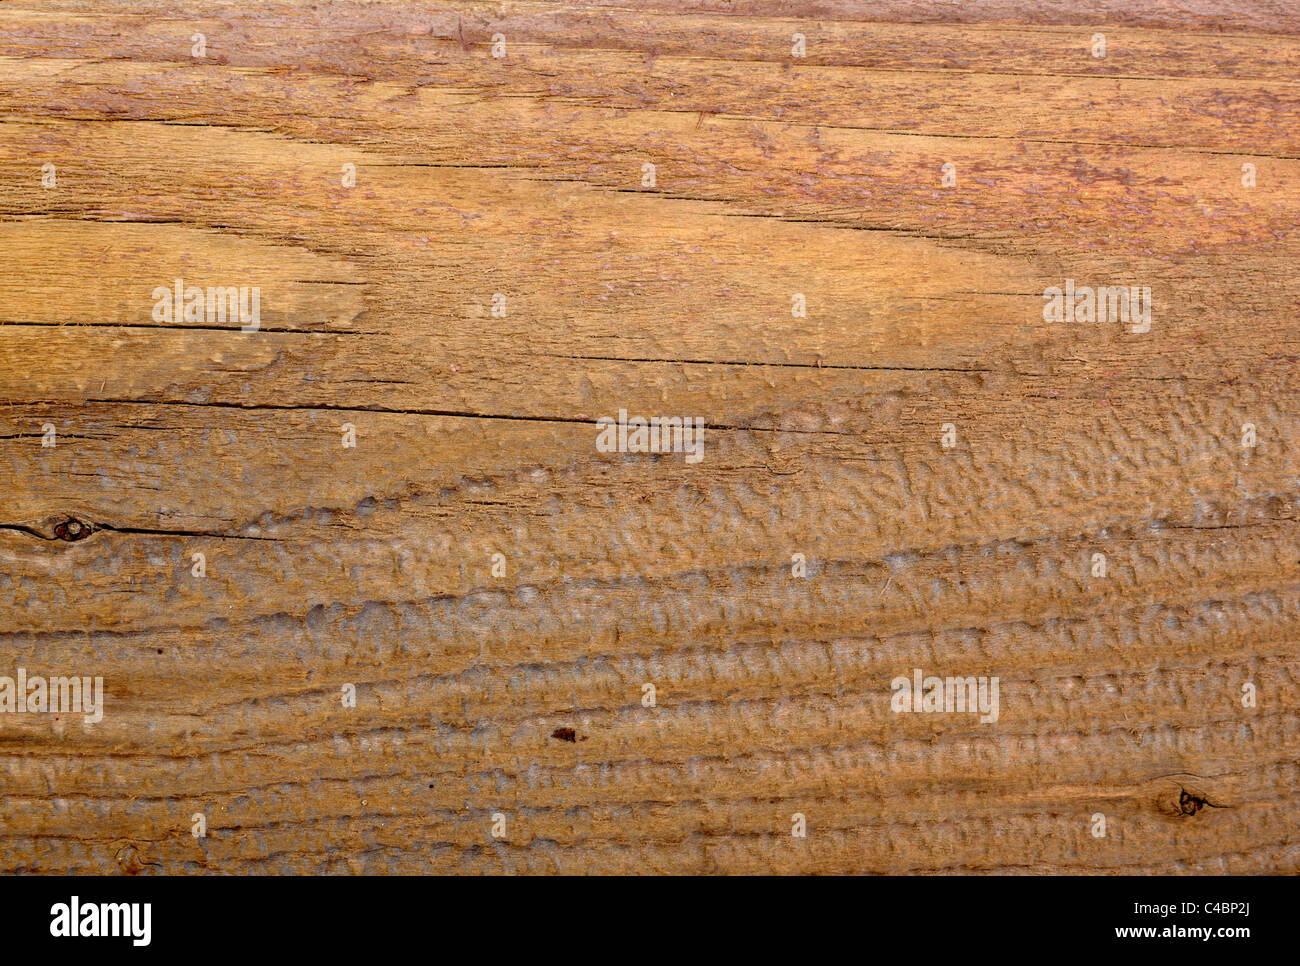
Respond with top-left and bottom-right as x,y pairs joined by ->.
0,0 -> 1297,874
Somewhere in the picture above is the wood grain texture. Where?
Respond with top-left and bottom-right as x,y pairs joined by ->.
0,0 -> 1297,874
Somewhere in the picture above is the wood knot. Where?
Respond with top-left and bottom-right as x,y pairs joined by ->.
1146,775 -> 1230,819
52,518 -> 93,541
551,727 -> 577,743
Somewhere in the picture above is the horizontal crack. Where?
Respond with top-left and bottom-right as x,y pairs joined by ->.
0,520 -> 278,542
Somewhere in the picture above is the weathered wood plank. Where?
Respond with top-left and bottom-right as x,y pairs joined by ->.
0,0 -> 1296,874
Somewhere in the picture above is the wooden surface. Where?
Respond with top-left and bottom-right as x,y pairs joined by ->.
1,0 -> 1297,874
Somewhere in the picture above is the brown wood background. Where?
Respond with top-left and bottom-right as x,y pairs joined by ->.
0,0 -> 1297,874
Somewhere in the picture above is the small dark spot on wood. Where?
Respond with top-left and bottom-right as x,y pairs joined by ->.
156,648 -> 163,655
1179,788 -> 1213,815
551,727 -> 577,743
